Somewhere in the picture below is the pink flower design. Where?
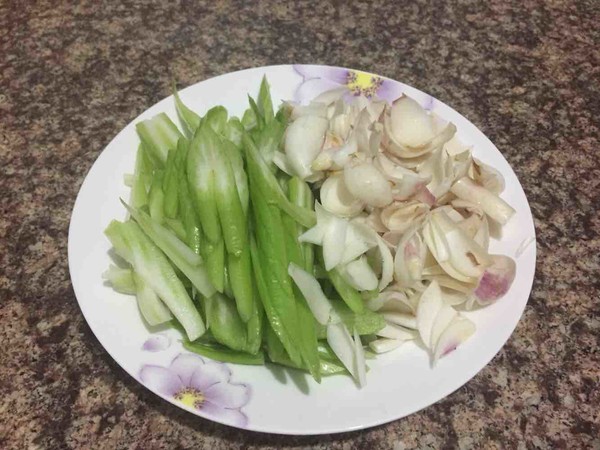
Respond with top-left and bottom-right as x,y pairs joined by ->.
140,353 -> 251,427
293,64 -> 404,104
141,334 -> 171,352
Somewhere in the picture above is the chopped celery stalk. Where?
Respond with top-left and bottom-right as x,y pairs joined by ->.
315,299 -> 385,339
205,294 -> 247,352
245,288 -> 263,355
123,200 -> 201,266
105,220 -> 205,340
162,146 -> 179,219
257,75 -> 275,123
208,129 -> 247,257
247,95 -> 264,130
200,235 -> 225,293
183,340 -> 264,365
204,106 -> 228,135
227,247 -> 254,323
281,180 -> 321,381
148,172 -> 165,224
165,218 -> 187,241
225,117 -> 244,148
250,237 -> 302,366
256,119 -> 284,168
133,272 -> 172,325
241,107 -> 257,131
275,103 -> 291,128
188,126 -> 222,244
250,184 -> 303,360
102,264 -> 136,295
319,250 -> 364,313
222,139 -> 249,215
136,113 -> 182,166
176,163 -> 201,255
289,177 -> 315,273
266,326 -> 346,376
243,134 -> 316,228
129,144 -> 152,208
172,84 -> 201,137
122,201 -> 216,298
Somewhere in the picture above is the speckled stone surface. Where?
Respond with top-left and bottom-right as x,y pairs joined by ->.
1,1 -> 599,448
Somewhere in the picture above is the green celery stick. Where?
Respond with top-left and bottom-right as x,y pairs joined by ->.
282,178 -> 321,382
266,326 -> 347,376
136,113 -> 182,166
222,139 -> 249,215
257,75 -> 274,123
225,117 -> 244,148
175,146 -> 201,255
162,145 -> 179,219
148,171 -> 165,224
209,129 -> 247,257
172,84 -> 201,138
133,272 -> 172,325
102,264 -> 136,295
205,294 -> 247,352
241,107 -> 257,131
165,218 -> 187,241
315,298 -> 385,339
256,119 -> 284,168
122,201 -> 215,298
187,126 -> 222,244
129,144 -> 152,208
200,234 -> 225,293
247,95 -> 264,130
318,250 -> 364,313
244,287 -> 263,355
287,177 -> 315,274
183,340 -> 264,365
226,247 -> 254,323
242,134 -> 316,228
204,106 -> 228,135
250,237 -> 302,366
105,220 -> 205,340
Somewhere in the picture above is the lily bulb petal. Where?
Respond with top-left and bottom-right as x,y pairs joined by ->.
369,338 -> 406,354
432,316 -> 475,365
474,254 -> 516,305
344,162 -> 393,208
390,96 -> 436,147
416,280 -> 444,349
285,115 -> 329,180
381,200 -> 429,234
470,158 -> 506,195
320,173 -> 365,217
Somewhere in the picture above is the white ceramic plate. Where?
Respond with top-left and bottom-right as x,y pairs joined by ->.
68,65 -> 536,435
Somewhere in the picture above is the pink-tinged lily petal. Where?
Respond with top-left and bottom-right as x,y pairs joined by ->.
375,80 -> 404,103
139,365 -> 184,397
293,65 -> 348,84
189,361 -> 231,391
204,382 -> 250,409
201,401 -> 249,428
295,78 -> 347,104
142,335 -> 171,352
169,353 -> 205,386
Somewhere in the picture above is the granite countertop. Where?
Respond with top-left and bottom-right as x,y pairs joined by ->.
2,0 -> 599,448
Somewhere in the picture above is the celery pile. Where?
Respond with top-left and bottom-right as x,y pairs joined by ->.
104,78 -> 384,386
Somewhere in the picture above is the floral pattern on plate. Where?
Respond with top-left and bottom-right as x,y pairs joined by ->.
140,353 -> 251,427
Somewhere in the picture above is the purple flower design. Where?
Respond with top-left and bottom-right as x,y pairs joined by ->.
293,65 -> 404,104
142,334 -> 171,352
140,353 -> 251,427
